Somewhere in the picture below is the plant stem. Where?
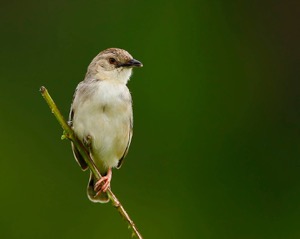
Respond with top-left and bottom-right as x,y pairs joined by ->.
40,86 -> 143,239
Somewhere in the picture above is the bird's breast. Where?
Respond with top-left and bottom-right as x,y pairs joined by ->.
94,81 -> 131,109
74,81 -> 132,132
72,80 -> 132,169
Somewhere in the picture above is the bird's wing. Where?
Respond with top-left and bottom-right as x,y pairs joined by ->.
71,140 -> 88,171
117,116 -> 133,169
69,90 -> 89,171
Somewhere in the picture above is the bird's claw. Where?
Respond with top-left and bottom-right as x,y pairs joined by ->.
94,170 -> 112,194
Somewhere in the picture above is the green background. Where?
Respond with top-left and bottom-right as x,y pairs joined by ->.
1,1 -> 299,238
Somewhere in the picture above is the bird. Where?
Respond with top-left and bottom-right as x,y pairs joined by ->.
68,48 -> 143,203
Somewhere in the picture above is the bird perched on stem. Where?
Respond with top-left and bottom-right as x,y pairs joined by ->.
69,48 -> 143,203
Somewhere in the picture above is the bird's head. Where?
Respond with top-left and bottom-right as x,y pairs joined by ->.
86,48 -> 143,83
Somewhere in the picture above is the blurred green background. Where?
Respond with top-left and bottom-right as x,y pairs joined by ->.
1,1 -> 300,238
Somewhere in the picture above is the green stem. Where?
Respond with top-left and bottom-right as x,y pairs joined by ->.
40,86 -> 143,239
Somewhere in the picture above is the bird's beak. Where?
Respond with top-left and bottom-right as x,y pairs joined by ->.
117,59 -> 143,68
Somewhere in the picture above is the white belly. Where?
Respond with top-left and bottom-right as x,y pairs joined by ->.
72,80 -> 132,172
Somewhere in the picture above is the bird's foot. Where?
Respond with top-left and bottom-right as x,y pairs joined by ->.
83,135 -> 92,149
94,168 -> 112,194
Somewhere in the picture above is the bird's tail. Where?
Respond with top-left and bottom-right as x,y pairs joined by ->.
87,172 -> 110,203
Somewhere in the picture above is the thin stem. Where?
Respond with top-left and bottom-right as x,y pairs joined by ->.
40,86 -> 143,239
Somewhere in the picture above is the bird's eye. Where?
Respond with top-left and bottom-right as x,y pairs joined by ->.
109,58 -> 116,64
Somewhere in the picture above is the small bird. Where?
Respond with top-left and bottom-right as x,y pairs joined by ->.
69,48 -> 142,203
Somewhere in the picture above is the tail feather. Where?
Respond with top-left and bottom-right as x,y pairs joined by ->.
87,172 -> 110,203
